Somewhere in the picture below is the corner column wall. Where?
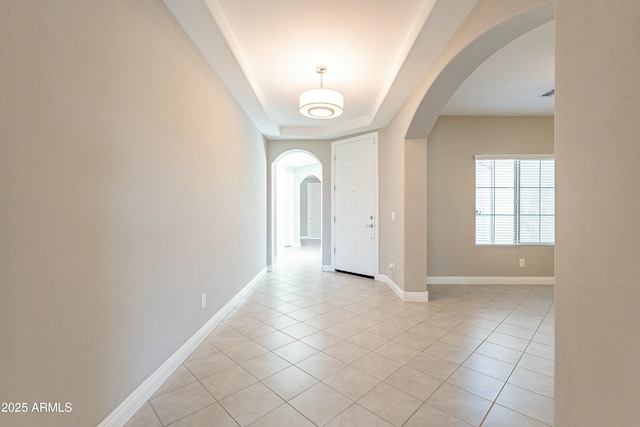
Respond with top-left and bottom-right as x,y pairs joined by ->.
404,138 -> 428,294
555,1 -> 640,424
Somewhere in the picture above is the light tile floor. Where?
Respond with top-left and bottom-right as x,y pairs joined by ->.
126,243 -> 554,426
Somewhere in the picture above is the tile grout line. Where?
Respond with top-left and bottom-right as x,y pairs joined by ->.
477,285 -> 555,427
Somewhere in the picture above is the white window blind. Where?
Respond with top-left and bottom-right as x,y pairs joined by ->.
475,156 -> 554,245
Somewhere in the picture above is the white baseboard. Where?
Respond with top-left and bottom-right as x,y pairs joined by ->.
427,276 -> 555,286
376,274 -> 429,302
322,265 -> 335,272
99,267 -> 267,427
267,264 -> 273,272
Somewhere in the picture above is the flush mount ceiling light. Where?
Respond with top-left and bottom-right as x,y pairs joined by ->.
299,66 -> 344,119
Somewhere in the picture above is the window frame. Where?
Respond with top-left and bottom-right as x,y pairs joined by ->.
474,154 -> 555,246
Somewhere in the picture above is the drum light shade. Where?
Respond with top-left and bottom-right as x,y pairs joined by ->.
299,88 -> 344,119
299,66 -> 343,119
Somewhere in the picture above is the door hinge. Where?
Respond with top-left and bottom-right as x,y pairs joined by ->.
334,184 -> 336,191
334,154 -> 336,161
333,247 -> 336,254
333,216 -> 336,223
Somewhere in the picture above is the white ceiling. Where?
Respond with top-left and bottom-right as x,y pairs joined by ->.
163,0 -> 554,140
442,20 -> 555,115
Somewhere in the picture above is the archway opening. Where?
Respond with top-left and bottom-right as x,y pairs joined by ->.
271,150 -> 322,269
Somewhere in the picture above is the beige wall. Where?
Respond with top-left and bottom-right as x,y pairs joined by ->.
267,141 -> 332,266
0,2 -> 266,426
427,116 -> 554,278
555,1 -> 640,425
378,125 -> 408,288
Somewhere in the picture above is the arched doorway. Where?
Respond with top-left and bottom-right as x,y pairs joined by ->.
380,2 -> 554,300
271,150 -> 322,268
300,175 -> 322,240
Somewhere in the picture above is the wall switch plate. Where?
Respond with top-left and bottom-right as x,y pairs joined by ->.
519,259 -> 525,267
201,293 -> 207,309
391,211 -> 396,221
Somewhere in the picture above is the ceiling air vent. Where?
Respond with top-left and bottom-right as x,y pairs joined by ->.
540,88 -> 555,97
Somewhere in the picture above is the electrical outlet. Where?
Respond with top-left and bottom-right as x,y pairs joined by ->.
519,259 -> 525,267
201,293 -> 207,309
389,262 -> 396,273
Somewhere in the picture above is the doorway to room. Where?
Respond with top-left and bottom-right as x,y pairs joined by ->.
272,150 -> 322,268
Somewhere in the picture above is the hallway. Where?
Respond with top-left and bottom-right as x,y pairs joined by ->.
127,245 -> 554,426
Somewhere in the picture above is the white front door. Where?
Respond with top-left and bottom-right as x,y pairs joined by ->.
307,182 -> 321,238
333,133 -> 377,276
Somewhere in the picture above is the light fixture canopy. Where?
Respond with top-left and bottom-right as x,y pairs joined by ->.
299,66 -> 344,119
